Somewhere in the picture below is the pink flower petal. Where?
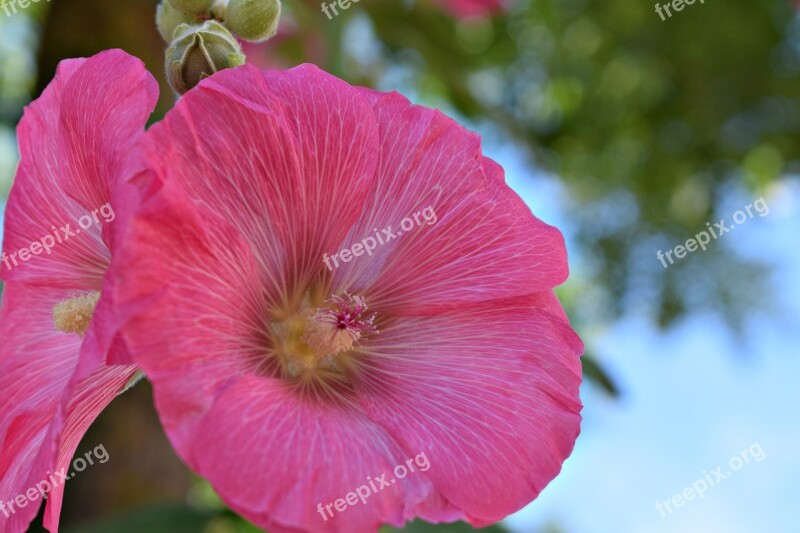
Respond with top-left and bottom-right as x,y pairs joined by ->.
0,284 -> 137,533
0,49 -> 157,533
0,284 -> 80,532
182,376 -> 433,533
332,92 -> 568,313
57,50 -> 158,211
141,64 -> 379,306
353,293 -> 583,525
42,364 -> 138,532
2,50 -> 157,288
112,175 -> 266,400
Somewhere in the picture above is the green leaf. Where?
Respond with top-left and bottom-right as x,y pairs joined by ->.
383,519 -> 510,532
64,503 -> 215,533
582,355 -> 619,398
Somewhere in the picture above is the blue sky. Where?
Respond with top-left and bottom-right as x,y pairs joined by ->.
498,150 -> 800,533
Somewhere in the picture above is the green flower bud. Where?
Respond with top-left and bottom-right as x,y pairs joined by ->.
156,1 -> 196,42
225,0 -> 281,43
166,21 -> 246,95
168,0 -> 215,15
209,0 -> 228,21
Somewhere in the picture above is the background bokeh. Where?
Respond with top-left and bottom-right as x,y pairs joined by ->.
1,0 -> 798,531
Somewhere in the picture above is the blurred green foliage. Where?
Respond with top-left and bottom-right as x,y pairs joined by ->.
57,504 -> 511,533
384,520 -> 509,532
353,0 -> 796,332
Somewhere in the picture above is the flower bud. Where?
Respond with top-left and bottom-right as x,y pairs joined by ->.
209,0 -> 228,21
168,0 -> 215,15
225,0 -> 281,43
156,1 -> 196,42
166,21 -> 246,95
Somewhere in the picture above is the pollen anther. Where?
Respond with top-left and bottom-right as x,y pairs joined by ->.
301,293 -> 377,359
271,292 -> 377,381
53,292 -> 100,337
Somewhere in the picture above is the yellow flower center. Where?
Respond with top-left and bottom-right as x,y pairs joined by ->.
270,293 -> 377,383
52,291 -> 100,337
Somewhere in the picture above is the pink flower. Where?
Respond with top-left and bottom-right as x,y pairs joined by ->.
116,63 -> 582,532
0,50 -> 157,532
432,0 -> 508,18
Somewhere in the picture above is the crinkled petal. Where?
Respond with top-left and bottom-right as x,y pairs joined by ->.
353,293 -> 583,526
141,64 -> 378,307
42,364 -> 138,532
2,50 -> 157,288
0,49 -> 157,533
112,173 -> 269,440
182,376 -> 433,533
0,284 -> 137,533
331,92 -> 568,313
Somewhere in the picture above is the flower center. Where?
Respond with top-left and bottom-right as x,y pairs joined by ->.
52,292 -> 100,337
271,293 -> 377,381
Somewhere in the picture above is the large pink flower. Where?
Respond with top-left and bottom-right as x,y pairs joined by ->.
0,50 -> 157,532
115,63 -> 582,532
